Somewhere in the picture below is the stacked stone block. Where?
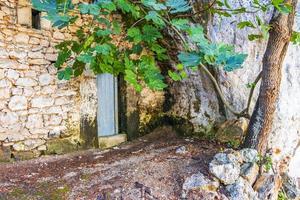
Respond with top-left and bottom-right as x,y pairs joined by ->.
0,0 -> 89,159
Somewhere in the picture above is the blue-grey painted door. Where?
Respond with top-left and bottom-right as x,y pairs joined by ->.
97,73 -> 118,137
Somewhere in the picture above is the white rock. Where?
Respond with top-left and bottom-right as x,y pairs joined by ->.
55,97 -> 69,105
26,114 -> 43,129
23,87 -> 35,97
16,78 -> 37,87
0,129 -> 29,142
28,37 -> 40,45
183,172 -> 220,192
0,100 -> 7,109
31,97 -> 54,108
0,112 -> 18,126
28,59 -> 51,65
38,74 -> 53,86
0,59 -> 18,69
40,40 -> 50,47
225,177 -> 259,200
23,139 -> 46,151
0,79 -> 12,88
46,115 -> 63,126
41,85 -> 56,94
0,88 -> 10,99
12,142 -> 25,151
45,53 -> 57,61
240,148 -> 258,163
9,50 -> 27,60
209,152 -> 240,185
14,33 -> 29,44
45,106 -> 62,114
6,69 -> 19,80
12,88 -> 22,95
0,69 -> 4,79
48,126 -> 66,138
53,31 -> 65,40
24,71 -> 37,77
282,173 -> 300,199
28,52 -> 44,59
8,96 -> 27,111
37,145 -> 47,151
240,162 -> 259,185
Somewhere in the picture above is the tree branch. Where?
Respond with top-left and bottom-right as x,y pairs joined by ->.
245,71 -> 262,115
199,63 -> 248,118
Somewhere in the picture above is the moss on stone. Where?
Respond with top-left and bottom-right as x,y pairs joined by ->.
12,150 -> 41,161
138,114 -> 195,137
0,146 -> 12,162
98,134 -> 127,149
45,138 -> 79,155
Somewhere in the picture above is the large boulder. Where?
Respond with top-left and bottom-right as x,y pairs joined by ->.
215,118 -> 249,147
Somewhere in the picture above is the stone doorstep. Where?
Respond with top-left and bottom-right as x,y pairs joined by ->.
98,134 -> 127,149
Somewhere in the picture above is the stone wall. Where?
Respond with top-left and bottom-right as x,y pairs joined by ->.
0,0 -> 166,160
0,0 -> 98,160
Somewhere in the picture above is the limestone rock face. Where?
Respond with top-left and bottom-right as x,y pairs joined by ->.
208,1 -> 300,179
168,0 -> 300,179
209,152 -> 240,185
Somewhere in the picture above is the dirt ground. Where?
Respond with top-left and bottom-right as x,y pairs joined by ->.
0,126 -> 224,200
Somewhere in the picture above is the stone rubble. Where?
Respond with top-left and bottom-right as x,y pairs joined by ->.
209,152 -> 241,185
182,148 -> 297,199
225,177 -> 259,200
195,148 -> 300,200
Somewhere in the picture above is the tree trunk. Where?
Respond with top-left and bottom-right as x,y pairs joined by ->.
243,0 -> 298,155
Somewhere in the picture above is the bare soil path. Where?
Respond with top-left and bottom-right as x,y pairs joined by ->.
0,126 -> 223,200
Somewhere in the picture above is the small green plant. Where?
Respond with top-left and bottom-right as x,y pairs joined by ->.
226,139 -> 240,149
278,190 -> 288,200
257,154 -> 273,172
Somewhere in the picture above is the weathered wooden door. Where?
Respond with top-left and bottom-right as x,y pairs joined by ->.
97,73 -> 118,137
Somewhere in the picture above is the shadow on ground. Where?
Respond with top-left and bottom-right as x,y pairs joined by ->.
0,126 -> 223,200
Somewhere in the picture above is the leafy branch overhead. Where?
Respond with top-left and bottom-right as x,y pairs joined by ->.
32,0 -> 249,92
32,0 -> 297,109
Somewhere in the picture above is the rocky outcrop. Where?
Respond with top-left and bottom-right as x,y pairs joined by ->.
167,0 -> 300,179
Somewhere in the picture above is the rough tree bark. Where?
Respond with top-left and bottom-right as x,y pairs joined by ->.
243,0 -> 298,155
